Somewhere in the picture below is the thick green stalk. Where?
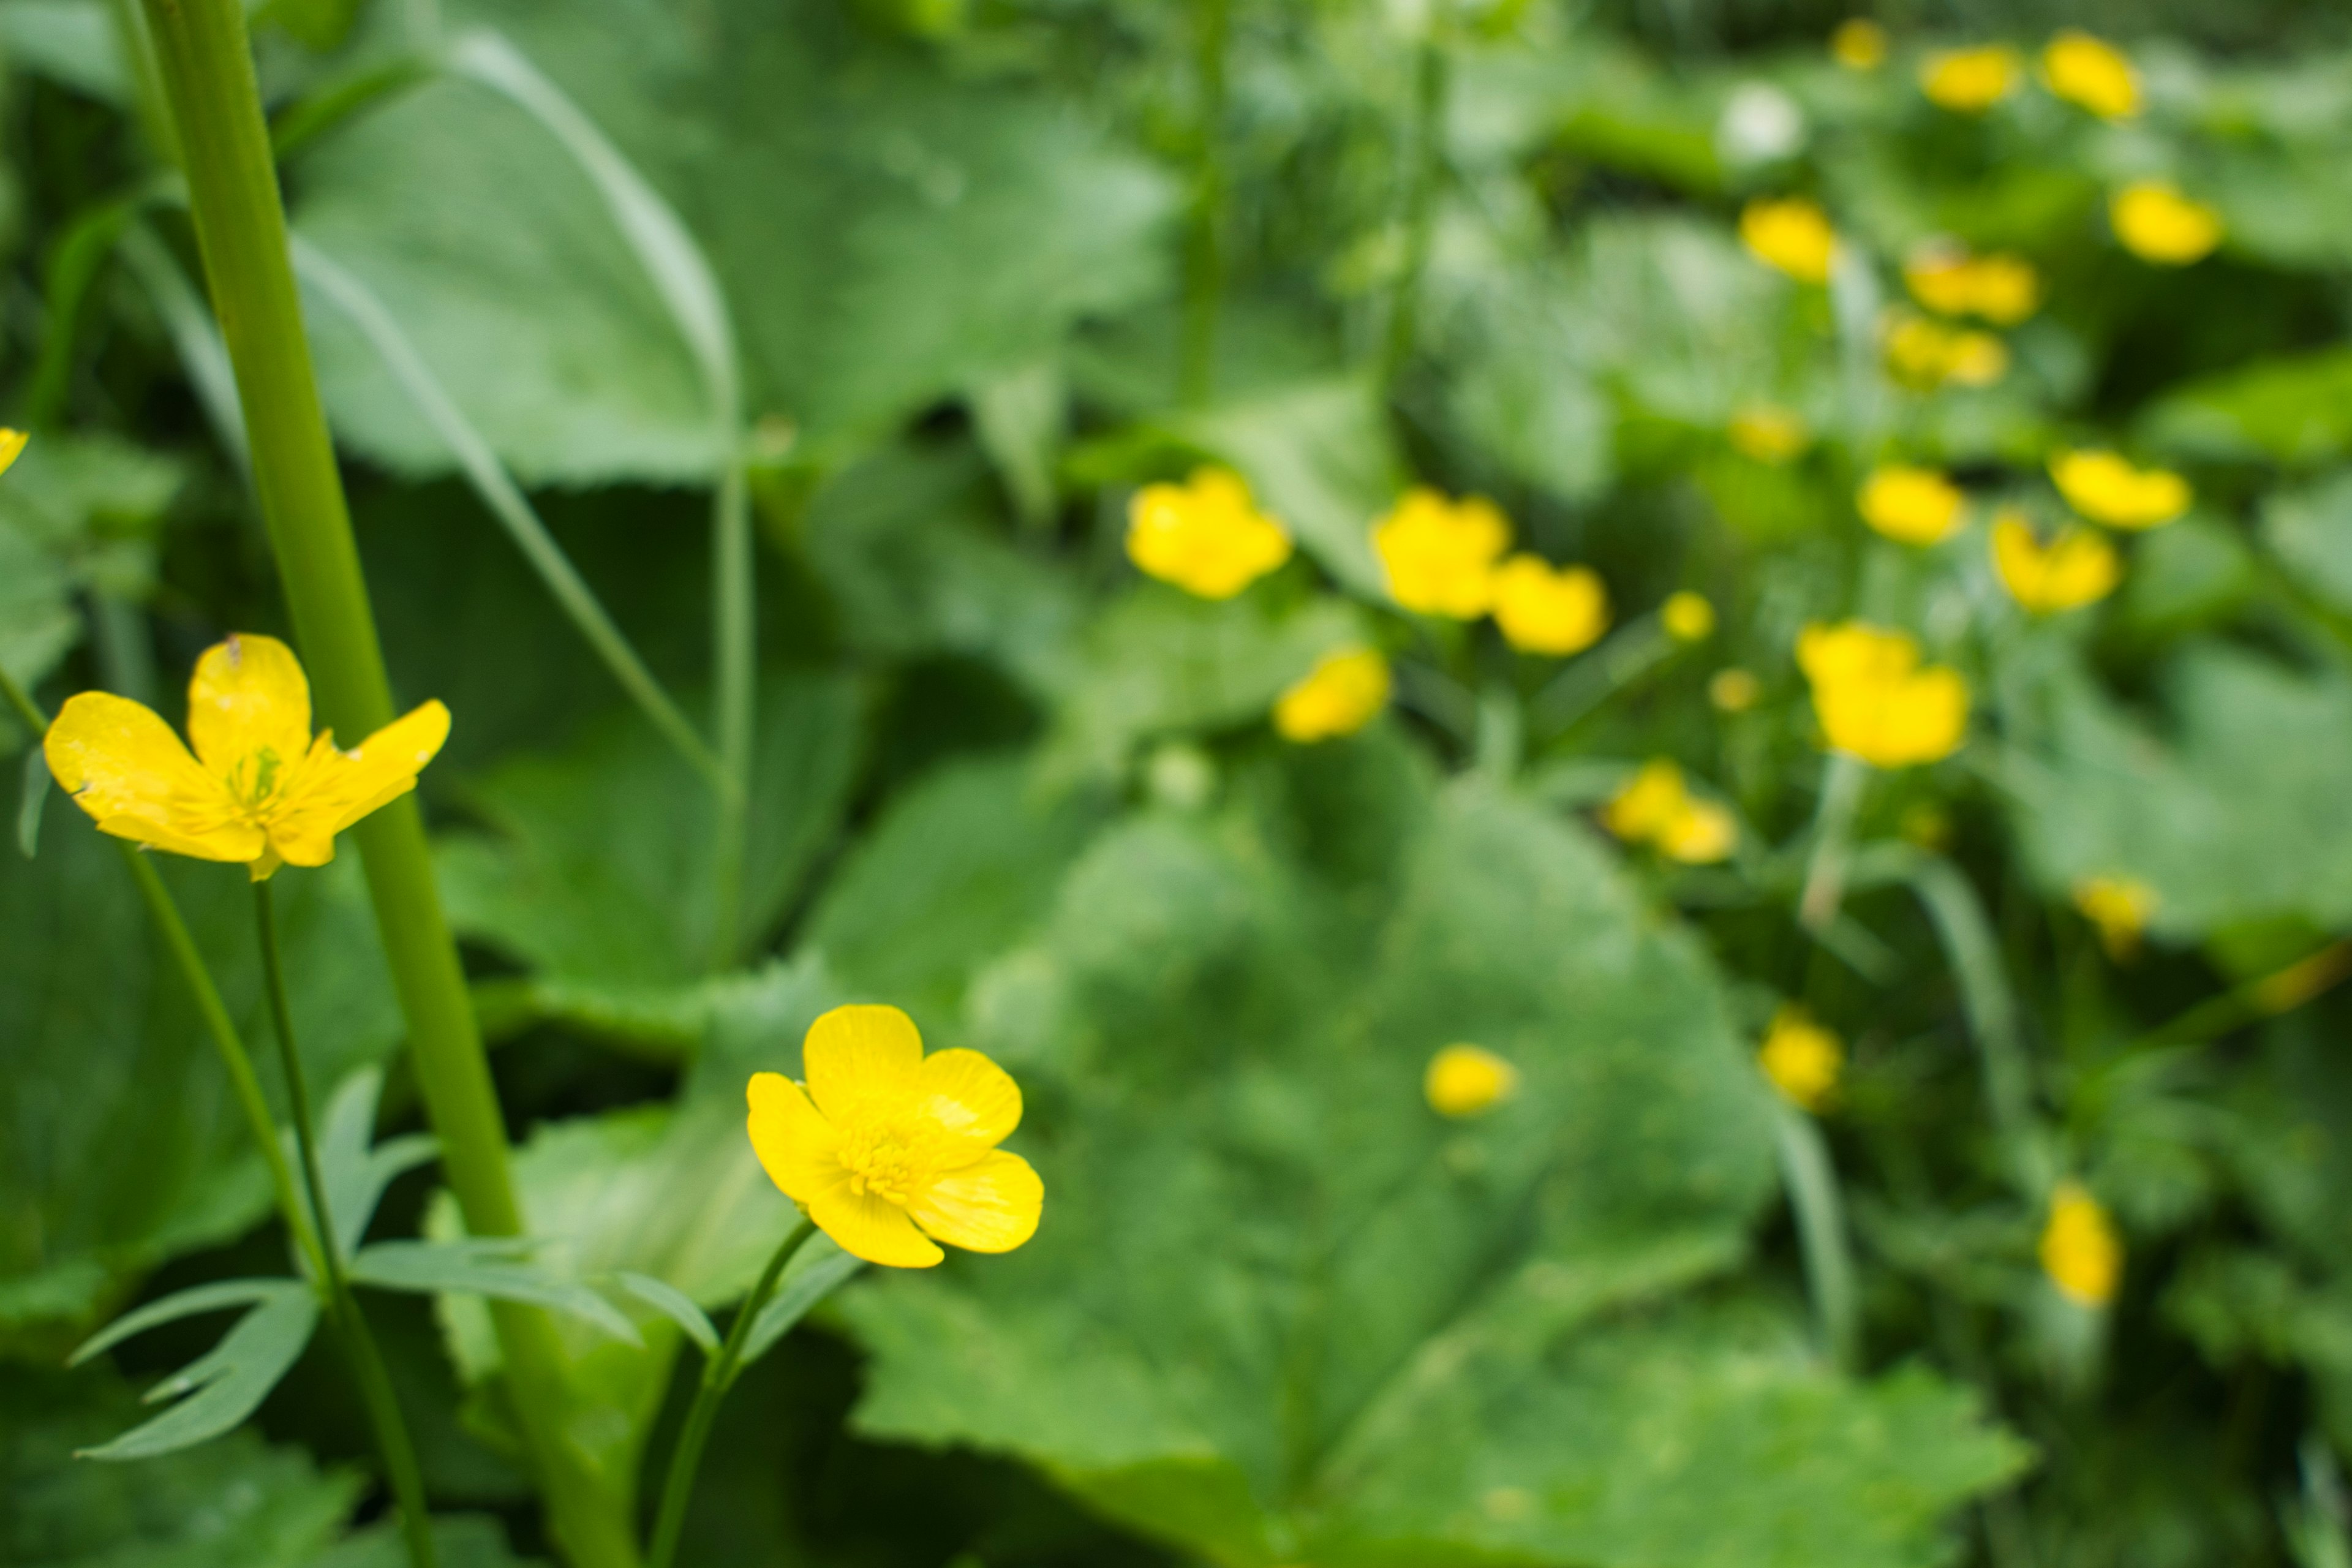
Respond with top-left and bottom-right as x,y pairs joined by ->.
1178,0 -> 1231,405
646,1219 -> 815,1568
256,881 -> 438,1568
130,4 -> 636,1561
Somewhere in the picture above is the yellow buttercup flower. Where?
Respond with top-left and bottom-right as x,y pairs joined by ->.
1273,646 -> 1391,742
1602,759 -> 1737,865
1371,488 -> 1510,618
2073,875 -> 2155,960
1739,197 -> 1838,285
43,634 -> 448,881
1709,668 -> 1762,713
747,1005 -> 1042,1268
2041,30 -> 2139,118
2049,449 -> 2191,530
1797,621 -> 1969,767
1659,799 -> 1738,864
0,428 -> 26,475
1492,556 -> 1608,656
1728,405 -> 1809,465
1992,510 -> 2119,613
1662,591 -> 1715,642
1902,243 -> 2040,325
1830,18 -> 1887,70
1425,1044 -> 1518,1119
2110,181 -> 2223,266
2039,1180 -> 2122,1307
1921,45 -> 2020,111
1126,467 -> 1292,600
1758,1006 -> 1842,1112
1858,464 -> 1966,546
1883,311 -> 2008,390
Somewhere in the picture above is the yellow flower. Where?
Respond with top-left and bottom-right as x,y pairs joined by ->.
1883,312 -> 2008,390
1371,489 -> 1510,618
1830,18 -> 1887,69
2041,30 -> 2139,119
1126,467 -> 1292,600
1992,510 -> 2119,613
1709,668 -> 1762,713
43,634 -> 448,881
1659,799 -> 1738,865
1728,404 -> 1809,465
1902,243 -> 2040,325
0,428 -> 26,475
1492,556 -> 1608,656
1921,45 -> 2019,111
1797,621 -> 1969,767
1858,464 -> 1966,546
1739,197 -> 1838,285
2110,181 -> 2223,266
1602,759 -> 1736,864
1661,591 -> 1715,642
2049,449 -> 2191,530
2039,1180 -> 2122,1307
746,1005 -> 1042,1268
1273,646 -> 1392,743
1424,1044 -> 1518,1119
2073,875 -> 2155,960
1758,1006 -> 1842,1112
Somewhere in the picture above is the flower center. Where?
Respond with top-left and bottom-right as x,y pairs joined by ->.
839,1123 -> 920,1205
224,745 -> 288,813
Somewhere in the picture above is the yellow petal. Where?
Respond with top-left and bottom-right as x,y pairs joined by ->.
809,1181 -> 944,1268
0,428 -> 26,477
265,701 -> 451,869
43,692 -> 261,864
187,635 -> 313,785
907,1149 -> 1043,1254
747,1072 -> 845,1204
802,1003 -> 925,1124
913,1048 -> 1023,1161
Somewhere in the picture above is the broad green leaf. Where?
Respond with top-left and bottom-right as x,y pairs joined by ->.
78,1283 -> 320,1461
2140,346 -> 2352,467
2262,470 -> 2352,616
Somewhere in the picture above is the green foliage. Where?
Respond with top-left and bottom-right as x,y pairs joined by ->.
67,1280 -> 320,1461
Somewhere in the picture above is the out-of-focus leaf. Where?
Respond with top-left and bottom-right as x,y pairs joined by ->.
2141,347 -> 2352,467
350,1240 -> 641,1345
16,745 -> 47,857
2117,517 -> 2258,636
317,1514 -> 545,1568
75,1283 -> 320,1461
0,0 -> 127,104
2264,470 -> 2352,616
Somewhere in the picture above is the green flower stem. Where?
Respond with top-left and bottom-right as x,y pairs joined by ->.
1797,752 -> 1867,932
1527,618 -> 1675,742
255,881 -> 438,1568
1771,1101 -> 1857,1369
647,1218 -> 817,1568
1380,2 -> 1449,389
708,462 -> 753,972
1178,0 -> 1231,405
130,3 -> 638,1561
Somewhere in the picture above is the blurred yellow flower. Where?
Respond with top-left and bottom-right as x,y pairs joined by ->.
1902,243 -> 2040,325
1660,800 -> 1738,864
1884,311 -> 2009,389
1798,621 -> 1970,767
1492,556 -> 1609,655
1859,464 -> 1966,545
2110,181 -> 2223,265
0,428 -> 25,475
1709,667 -> 1762,712
2041,30 -> 2139,119
2040,1180 -> 2122,1307
1126,467 -> 1292,599
1739,197 -> 1838,285
2073,875 -> 2155,960
1728,404 -> 1810,464
1273,647 -> 1391,742
44,633 -> 448,881
1372,488 -> 1510,617
2049,449 -> 2190,529
1425,1043 -> 1518,1118
1830,18 -> 1888,69
1992,510 -> 2119,613
747,1005 -> 1042,1268
1758,1006 -> 1842,1112
1921,45 -> 2020,111
1603,759 -> 1737,864
1662,591 -> 1716,641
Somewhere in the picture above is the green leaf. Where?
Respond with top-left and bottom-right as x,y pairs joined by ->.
77,1283 -> 320,1461
2262,470 -> 2352,616
15,745 -> 45,858
315,1513 -> 546,1568
350,1240 -> 641,1345
69,1278 -> 307,1366
2141,346 -> 2352,467
613,1272 -> 717,1355
312,1067 -> 439,1264
735,1242 -> 862,1373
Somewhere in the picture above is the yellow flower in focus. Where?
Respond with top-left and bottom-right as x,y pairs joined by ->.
1126,467 -> 1292,599
1758,1006 -> 1842,1112
1739,197 -> 1839,285
1992,510 -> 2119,613
0,428 -> 26,475
1709,668 -> 1762,713
1603,759 -> 1736,864
2041,30 -> 2139,119
1921,45 -> 2021,111
1830,18 -> 1887,69
1273,647 -> 1391,742
2049,449 -> 2191,530
1662,591 -> 1716,642
1883,312 -> 2009,390
1858,464 -> 1966,546
43,634 -> 449,881
1425,1044 -> 1518,1119
2110,181 -> 2223,266
746,1005 -> 1042,1268
2040,1180 -> 2122,1307
1728,405 -> 1809,465
1492,556 -> 1608,656
1372,488 -> 1510,617
1797,621 -> 1970,767
1903,243 -> 2040,325
2073,875 -> 2155,960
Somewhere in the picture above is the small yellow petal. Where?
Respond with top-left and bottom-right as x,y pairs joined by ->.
1921,45 -> 2020,113
1491,556 -> 1609,656
0,428 -> 26,477
1992,511 -> 2119,613
2110,181 -> 2223,266
809,1181 -> 945,1268
802,1004 -> 927,1125
1659,799 -> 1738,865
1604,760 -> 1691,845
747,1072 -> 845,1205
1661,592 -> 1714,641
187,634 -> 313,785
1126,467 -> 1294,600
2040,1181 -> 2122,1306
1758,1007 -> 1842,1112
1273,647 -> 1391,743
1798,620 -> 1970,768
266,701 -> 451,867
1739,197 -> 1838,285
2049,449 -> 2190,530
913,1047 -> 1024,1162
1371,490 -> 1511,617
1858,466 -> 1966,546
2073,876 -> 2155,961
43,692 -> 260,863
2041,30 -> 2139,119
907,1150 -> 1043,1254
1830,18 -> 1886,69
1425,1044 -> 1518,1119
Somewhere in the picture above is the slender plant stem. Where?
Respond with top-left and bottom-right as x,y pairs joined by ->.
709,462 -> 753,972
255,881 -> 439,1568
130,3 -> 637,1560
1381,4 -> 1449,389
1178,0 -> 1231,405
1798,752 -> 1868,932
646,1218 -> 816,1568
1772,1102 -> 1857,1368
